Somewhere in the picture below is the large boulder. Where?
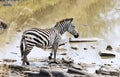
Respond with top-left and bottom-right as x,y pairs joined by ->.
68,68 -> 94,77
96,65 -> 119,76
24,69 -> 68,77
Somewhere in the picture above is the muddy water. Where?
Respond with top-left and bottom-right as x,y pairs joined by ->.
64,40 -> 120,73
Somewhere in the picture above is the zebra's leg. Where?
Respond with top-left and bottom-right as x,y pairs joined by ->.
22,51 -> 30,65
49,49 -> 54,60
22,47 -> 33,65
53,43 -> 58,63
48,43 -> 58,64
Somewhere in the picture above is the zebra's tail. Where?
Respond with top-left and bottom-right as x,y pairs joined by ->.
20,36 -> 25,57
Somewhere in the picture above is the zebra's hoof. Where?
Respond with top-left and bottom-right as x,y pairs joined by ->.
54,61 -> 59,64
26,62 -> 30,65
48,56 -> 52,60
22,61 -> 30,65
49,61 -> 59,64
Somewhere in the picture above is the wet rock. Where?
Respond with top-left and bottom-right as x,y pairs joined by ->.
78,62 -> 95,68
48,60 -> 61,64
25,69 -> 68,77
106,45 -> 112,51
69,38 -> 99,42
62,58 -> 74,65
41,66 -> 49,69
92,62 -> 96,65
52,71 -> 67,77
71,46 -> 78,50
68,68 -> 94,77
3,59 -> 17,62
60,53 -> 67,55
74,75 -> 93,77
99,50 -> 116,57
8,65 -> 30,71
71,64 -> 83,70
90,46 -> 96,49
10,52 -> 18,55
68,68 -> 85,75
39,69 -> 51,77
84,48 -> 87,50
96,65 -> 119,76
111,61 -> 114,63
104,64 -> 111,66
24,71 -> 40,77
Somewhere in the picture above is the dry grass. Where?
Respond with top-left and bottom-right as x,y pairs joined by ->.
0,0 -> 115,47
0,0 -> 115,61
0,64 -> 9,77
0,63 -> 27,77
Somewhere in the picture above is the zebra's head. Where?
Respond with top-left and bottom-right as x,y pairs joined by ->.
54,18 -> 79,38
66,18 -> 79,38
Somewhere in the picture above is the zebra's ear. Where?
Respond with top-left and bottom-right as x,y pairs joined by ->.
68,18 -> 73,22
66,18 -> 73,23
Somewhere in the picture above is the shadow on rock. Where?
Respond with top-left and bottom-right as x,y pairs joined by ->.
25,69 -> 68,77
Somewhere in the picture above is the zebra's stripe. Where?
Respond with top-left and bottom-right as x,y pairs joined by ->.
32,28 -> 49,37
26,40 -> 37,45
30,29 -> 49,44
25,29 -> 49,46
25,32 -> 47,46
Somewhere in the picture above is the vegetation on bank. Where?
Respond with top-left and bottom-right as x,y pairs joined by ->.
0,0 -> 114,46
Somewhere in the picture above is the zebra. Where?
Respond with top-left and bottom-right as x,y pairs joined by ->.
20,18 -> 79,65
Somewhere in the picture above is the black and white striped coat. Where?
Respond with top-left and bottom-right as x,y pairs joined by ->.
20,18 -> 79,65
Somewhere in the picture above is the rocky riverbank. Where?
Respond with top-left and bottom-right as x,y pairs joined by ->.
1,36 -> 120,77
0,55 -> 120,77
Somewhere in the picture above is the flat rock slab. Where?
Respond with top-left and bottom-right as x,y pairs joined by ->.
61,58 -> 74,65
8,64 -> 30,71
1,58 -> 120,77
96,65 -> 120,76
99,50 -> 116,57
24,69 -> 67,77
69,38 -> 103,42
68,68 -> 94,77
78,62 -> 96,68
71,64 -> 83,70
68,68 -> 86,75
3,59 -> 17,62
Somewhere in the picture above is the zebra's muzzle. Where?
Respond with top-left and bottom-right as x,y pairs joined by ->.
74,33 -> 79,38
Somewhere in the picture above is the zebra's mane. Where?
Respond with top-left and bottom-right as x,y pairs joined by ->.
54,18 -> 73,27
